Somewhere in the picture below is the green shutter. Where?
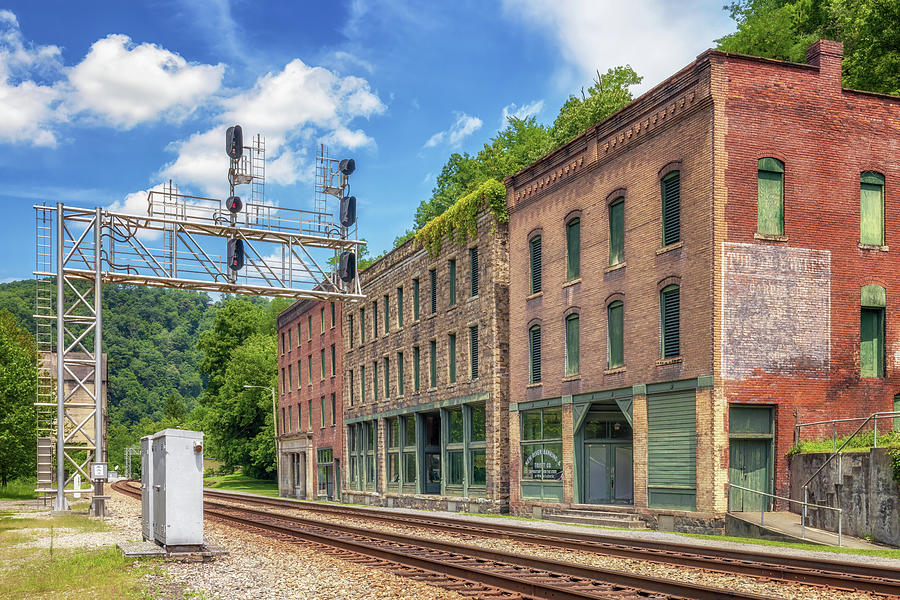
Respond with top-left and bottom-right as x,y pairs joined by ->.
470,247 -> 479,296
373,361 -> 379,400
529,325 -> 542,383
757,160 -> 784,235
469,325 -> 479,378
430,269 -> 437,314
360,308 -> 365,343
609,198 -> 624,265
861,308 -> 885,377
384,356 -> 390,397
430,340 -> 437,387
861,181 -> 884,245
413,278 -> 420,320
530,236 -> 542,294
648,390 -> 697,510
413,346 -> 420,391
397,287 -> 404,328
448,333 -> 457,383
384,295 -> 389,333
397,353 -> 404,395
661,172 -> 680,246
608,301 -> 623,368
449,259 -> 457,305
360,365 -> 365,403
565,314 -> 579,376
861,284 -> 886,308
661,286 -> 680,358
567,218 -> 580,280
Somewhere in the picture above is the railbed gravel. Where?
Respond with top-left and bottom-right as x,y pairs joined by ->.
111,492 -> 468,600
212,498 -> 894,600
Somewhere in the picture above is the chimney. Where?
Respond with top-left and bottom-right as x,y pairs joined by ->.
806,39 -> 843,90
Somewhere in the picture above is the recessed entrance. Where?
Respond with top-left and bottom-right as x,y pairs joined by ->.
582,410 -> 633,505
422,412 -> 441,494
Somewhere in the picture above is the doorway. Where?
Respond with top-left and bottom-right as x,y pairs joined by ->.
728,405 -> 774,512
422,412 -> 441,494
582,411 -> 633,505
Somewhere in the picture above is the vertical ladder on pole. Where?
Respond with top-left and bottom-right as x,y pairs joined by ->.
34,206 -> 56,497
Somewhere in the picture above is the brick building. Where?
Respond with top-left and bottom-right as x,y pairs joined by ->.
275,297 -> 343,500
503,41 -> 899,531
341,210 -> 510,511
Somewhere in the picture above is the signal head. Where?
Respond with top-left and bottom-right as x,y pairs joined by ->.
338,251 -> 356,282
226,196 -> 242,214
339,158 -> 355,176
227,238 -> 245,271
226,125 -> 243,160
339,195 -> 356,227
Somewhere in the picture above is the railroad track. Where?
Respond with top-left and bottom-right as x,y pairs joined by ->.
113,480 -> 770,600
199,487 -> 900,597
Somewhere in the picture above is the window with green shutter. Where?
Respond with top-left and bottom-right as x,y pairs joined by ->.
384,356 -> 390,398
661,172 -> 680,246
331,393 -> 336,426
565,314 -> 579,376
320,396 -> 326,428
349,369 -> 355,405
448,333 -> 457,383
608,300 -> 624,368
320,307 -> 325,333
373,360 -> 379,401
373,301 -> 379,337
360,365 -> 366,402
383,294 -> 389,334
429,269 -> 437,314
397,287 -> 404,328
413,278 -> 420,320
566,218 -> 580,280
449,258 -> 457,305
861,172 -> 885,246
413,345 -> 421,391
469,247 -> 479,297
330,344 -> 335,377
660,285 -> 680,359
360,308 -> 366,343
397,352 -> 404,395
861,284 -> 886,377
530,236 -> 542,294
757,158 -> 784,236
349,313 -> 355,348
469,325 -> 479,379
529,325 -> 542,383
330,302 -> 335,328
320,348 -> 325,380
429,339 -> 437,387
609,198 -> 624,266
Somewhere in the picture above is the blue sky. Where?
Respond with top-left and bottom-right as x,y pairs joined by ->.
0,0 -> 734,283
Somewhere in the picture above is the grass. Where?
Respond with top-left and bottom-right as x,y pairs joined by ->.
0,477 -> 37,500
791,429 -> 900,454
204,471 -> 279,497
0,510 -> 162,599
675,532 -> 900,559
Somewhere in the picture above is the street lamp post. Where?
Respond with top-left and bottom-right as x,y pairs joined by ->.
244,385 -> 278,493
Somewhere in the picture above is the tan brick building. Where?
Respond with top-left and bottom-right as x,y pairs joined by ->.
504,41 -> 899,532
341,210 -> 510,511
276,297 -> 342,500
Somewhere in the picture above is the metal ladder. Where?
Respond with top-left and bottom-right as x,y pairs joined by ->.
34,206 -> 56,494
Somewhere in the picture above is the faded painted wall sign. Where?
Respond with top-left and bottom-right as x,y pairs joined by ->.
722,242 -> 831,379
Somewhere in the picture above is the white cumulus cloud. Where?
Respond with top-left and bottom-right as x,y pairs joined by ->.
501,0 -> 732,91
500,99 -> 544,127
67,34 -> 224,129
424,113 -> 483,149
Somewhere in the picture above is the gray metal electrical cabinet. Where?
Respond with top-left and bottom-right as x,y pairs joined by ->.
149,429 -> 204,547
140,435 -> 154,541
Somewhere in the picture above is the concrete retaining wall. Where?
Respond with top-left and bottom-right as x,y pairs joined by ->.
790,448 -> 899,547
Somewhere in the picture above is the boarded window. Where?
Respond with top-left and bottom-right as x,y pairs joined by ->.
449,259 -> 457,306
469,325 -> 479,379
529,325 -> 542,383
373,360 -> 379,401
608,301 -> 623,368
330,344 -> 335,377
661,172 -> 680,246
430,269 -> 437,314
373,301 -> 379,337
429,340 -> 437,387
413,278 -> 420,320
861,284 -> 886,377
566,218 -> 580,280
349,314 -> 355,348
757,158 -> 784,236
660,285 -> 680,359
330,393 -> 336,426
448,333 -> 457,383
530,236 -> 542,294
861,171 -> 885,245
397,287 -> 404,328
320,307 -> 325,333
360,365 -> 366,402
397,352 -> 404,396
470,247 -> 479,297
413,346 -> 421,391
384,356 -> 390,398
383,294 -> 389,334
609,198 -> 624,266
360,308 -> 366,343
565,314 -> 579,376
349,369 -> 355,405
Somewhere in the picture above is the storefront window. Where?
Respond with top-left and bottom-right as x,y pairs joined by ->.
521,407 -> 563,481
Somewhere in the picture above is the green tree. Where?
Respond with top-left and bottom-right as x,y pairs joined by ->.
197,299 -> 267,399
550,66 -> 643,147
718,0 -> 900,95
0,310 -> 37,486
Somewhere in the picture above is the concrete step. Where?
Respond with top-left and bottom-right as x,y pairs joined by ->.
548,509 -> 647,529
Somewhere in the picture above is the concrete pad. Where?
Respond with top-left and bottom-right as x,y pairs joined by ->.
728,511 -> 884,549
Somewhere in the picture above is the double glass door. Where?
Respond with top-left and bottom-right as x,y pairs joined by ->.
585,443 -> 633,504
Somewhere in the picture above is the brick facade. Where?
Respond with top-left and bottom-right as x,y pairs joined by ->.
276,297 -> 343,500
341,212 -> 510,512
504,41 -> 899,531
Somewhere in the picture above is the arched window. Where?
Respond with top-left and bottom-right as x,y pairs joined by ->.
566,218 -> 580,280
860,284 -> 886,377
757,158 -> 784,236
530,235 -> 542,294
660,285 -> 680,359
565,314 -> 579,376
861,172 -> 885,246
529,324 -> 542,383
661,171 -> 680,246
607,300 -> 624,368
609,198 -> 625,265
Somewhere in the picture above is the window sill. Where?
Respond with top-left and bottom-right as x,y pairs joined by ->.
859,243 -> 889,252
604,366 -> 626,375
656,241 -> 683,255
526,382 -> 542,389
562,278 -> 582,289
753,232 -> 788,242
656,357 -> 683,366
446,304 -> 458,314
561,375 -> 581,382
526,291 -> 543,301
605,261 -> 626,273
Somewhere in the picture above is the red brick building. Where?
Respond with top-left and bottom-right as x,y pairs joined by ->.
504,41 -> 899,531
276,297 -> 343,499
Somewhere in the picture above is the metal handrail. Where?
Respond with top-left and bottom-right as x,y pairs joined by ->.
801,412 -> 894,490
725,482 -> 842,546
795,411 -> 900,450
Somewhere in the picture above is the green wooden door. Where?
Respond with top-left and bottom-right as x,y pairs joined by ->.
729,438 -> 770,512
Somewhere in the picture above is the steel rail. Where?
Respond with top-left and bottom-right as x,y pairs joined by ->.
202,488 -> 900,596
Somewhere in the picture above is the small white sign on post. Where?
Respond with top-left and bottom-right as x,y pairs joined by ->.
74,474 -> 81,498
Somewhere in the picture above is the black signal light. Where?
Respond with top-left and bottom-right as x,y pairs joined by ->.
226,196 -> 242,213
339,195 -> 356,227
338,251 -> 356,282
226,125 -> 243,160
227,238 -> 244,271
